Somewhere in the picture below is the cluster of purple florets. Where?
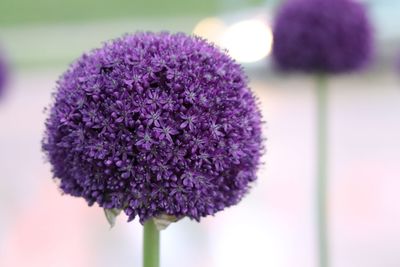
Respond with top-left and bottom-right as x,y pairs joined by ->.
273,0 -> 373,73
43,32 -> 263,222
0,50 -> 7,96
396,52 -> 400,73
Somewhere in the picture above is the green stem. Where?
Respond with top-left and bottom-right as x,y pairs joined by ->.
143,219 -> 160,267
316,73 -> 329,267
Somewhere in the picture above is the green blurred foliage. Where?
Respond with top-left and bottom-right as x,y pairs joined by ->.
0,0 -> 219,25
0,0 -> 271,26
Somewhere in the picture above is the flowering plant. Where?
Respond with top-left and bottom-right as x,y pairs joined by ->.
43,32 -> 263,229
273,0 -> 372,73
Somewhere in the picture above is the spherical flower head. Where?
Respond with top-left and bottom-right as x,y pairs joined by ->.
0,50 -> 7,97
43,32 -> 263,223
272,0 -> 373,73
396,51 -> 400,74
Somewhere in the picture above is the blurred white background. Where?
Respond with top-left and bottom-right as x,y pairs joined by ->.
0,0 -> 400,266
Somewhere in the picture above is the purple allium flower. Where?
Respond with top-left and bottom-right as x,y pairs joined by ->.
43,32 -> 263,223
272,0 -> 373,73
396,52 -> 400,73
0,50 -> 7,96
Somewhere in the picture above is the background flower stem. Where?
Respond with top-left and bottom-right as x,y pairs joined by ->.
143,219 -> 160,267
316,73 -> 329,267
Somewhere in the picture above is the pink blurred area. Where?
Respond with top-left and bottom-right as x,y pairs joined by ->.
0,68 -> 399,267
1,180 -> 95,267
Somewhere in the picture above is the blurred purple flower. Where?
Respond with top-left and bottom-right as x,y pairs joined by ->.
42,32 -> 263,223
0,50 -> 7,96
272,0 -> 373,73
396,52 -> 400,73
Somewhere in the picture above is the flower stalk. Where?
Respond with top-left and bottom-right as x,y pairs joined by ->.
143,219 -> 160,267
316,74 -> 329,267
